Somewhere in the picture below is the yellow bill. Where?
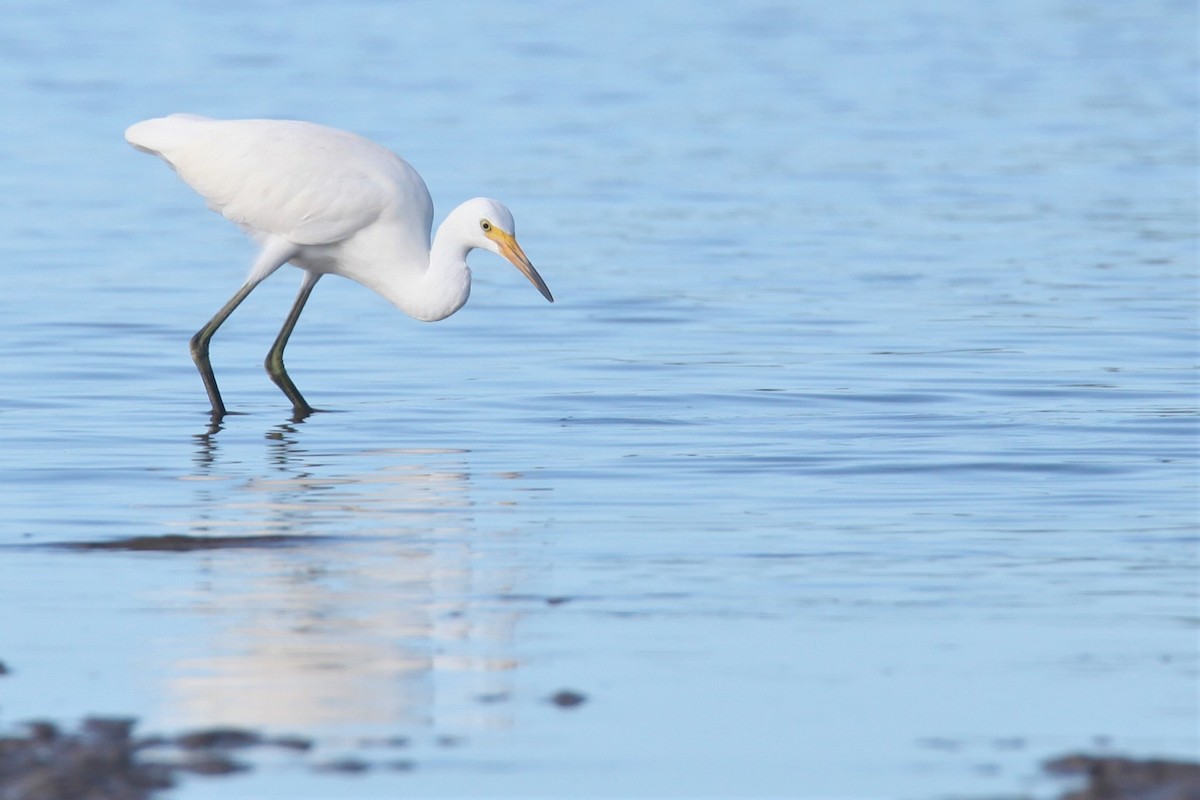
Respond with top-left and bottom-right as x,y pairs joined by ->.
491,229 -> 553,303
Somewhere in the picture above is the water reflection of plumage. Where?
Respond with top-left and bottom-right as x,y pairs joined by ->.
165,445 -> 522,733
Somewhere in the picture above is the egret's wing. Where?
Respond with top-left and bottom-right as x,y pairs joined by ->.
221,167 -> 389,246
126,116 -> 431,247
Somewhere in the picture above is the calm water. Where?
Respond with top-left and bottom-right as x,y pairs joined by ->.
0,1 -> 1196,797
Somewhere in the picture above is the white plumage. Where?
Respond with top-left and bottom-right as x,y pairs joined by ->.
127,115 -> 425,249
125,114 -> 553,418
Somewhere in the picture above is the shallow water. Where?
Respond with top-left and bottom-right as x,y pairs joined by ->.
0,0 -> 1196,797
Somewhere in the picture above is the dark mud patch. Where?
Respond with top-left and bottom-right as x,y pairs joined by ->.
0,718 -> 309,800
4,716 -> 1197,799
1045,753 -> 1200,800
3,718 -> 173,800
43,533 -> 331,552
547,689 -> 588,708
0,717 -> 437,799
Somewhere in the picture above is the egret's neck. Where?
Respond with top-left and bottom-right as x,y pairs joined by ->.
417,222 -> 473,320
361,224 -> 470,323
429,222 -> 473,279
339,209 -> 475,322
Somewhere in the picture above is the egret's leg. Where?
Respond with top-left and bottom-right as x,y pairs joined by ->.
188,237 -> 300,418
265,271 -> 322,416
190,281 -> 257,418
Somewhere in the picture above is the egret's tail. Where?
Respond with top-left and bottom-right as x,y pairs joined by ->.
124,114 -> 213,157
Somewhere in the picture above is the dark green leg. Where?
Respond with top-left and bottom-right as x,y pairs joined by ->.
190,281 -> 257,419
265,272 -> 321,417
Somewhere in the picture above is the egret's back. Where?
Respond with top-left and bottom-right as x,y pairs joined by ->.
125,115 -> 434,255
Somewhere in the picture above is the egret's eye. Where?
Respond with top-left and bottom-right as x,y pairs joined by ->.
480,219 -> 493,232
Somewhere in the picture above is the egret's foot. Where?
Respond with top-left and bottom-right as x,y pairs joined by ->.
205,406 -> 252,429
207,408 -> 249,420
199,407 -> 246,439
290,405 -> 344,423
289,405 -> 317,424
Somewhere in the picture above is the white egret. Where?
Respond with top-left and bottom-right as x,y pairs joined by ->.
124,114 -> 553,419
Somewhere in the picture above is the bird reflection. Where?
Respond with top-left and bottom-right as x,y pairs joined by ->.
193,406 -> 314,469
161,429 -> 523,733
190,417 -> 224,470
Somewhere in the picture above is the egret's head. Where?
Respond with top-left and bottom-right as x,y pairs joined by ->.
458,197 -> 553,303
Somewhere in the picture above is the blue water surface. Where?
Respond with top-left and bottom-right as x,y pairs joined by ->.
0,1 -> 1196,798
